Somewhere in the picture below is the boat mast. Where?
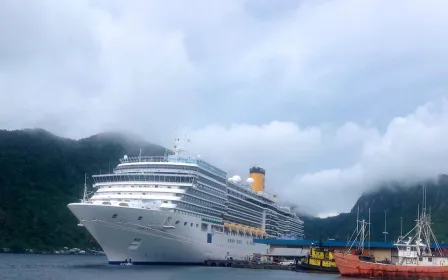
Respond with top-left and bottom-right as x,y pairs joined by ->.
368,208 -> 371,255
400,216 -> 403,239
398,185 -> 442,257
356,205 -> 359,235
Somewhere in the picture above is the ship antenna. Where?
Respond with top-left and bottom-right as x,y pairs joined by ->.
138,148 -> 143,161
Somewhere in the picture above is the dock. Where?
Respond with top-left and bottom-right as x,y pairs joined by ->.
204,259 -> 248,267
204,259 -> 296,270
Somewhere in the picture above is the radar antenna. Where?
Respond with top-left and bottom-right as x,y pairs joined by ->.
172,134 -> 191,157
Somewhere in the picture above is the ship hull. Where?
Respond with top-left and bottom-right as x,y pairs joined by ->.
333,252 -> 448,279
68,203 -> 268,264
297,262 -> 339,273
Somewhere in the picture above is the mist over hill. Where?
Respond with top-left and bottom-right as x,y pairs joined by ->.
1,128 -> 447,251
302,176 -> 448,242
0,129 -> 165,251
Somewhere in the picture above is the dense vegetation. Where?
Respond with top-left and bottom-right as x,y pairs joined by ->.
1,128 -> 447,252
0,129 -> 166,252
302,176 -> 448,243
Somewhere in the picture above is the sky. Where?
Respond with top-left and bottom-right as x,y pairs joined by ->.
1,0 -> 448,217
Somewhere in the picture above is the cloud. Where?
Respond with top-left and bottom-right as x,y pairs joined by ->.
1,0 -> 448,216
187,99 -> 448,216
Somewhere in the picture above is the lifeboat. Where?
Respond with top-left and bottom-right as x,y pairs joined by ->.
119,202 -> 129,207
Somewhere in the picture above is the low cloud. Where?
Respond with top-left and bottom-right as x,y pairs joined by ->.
186,99 -> 448,215
1,1 -> 448,216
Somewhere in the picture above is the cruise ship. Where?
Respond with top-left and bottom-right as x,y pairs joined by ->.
68,138 -> 304,264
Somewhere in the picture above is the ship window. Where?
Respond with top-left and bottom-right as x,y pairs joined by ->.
112,214 -> 117,218
428,257 -> 433,262
137,216 -> 142,220
175,221 -> 180,224
201,223 -> 208,231
184,222 -> 187,226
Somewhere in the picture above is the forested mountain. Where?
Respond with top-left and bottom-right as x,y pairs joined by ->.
0,129 -> 166,251
302,176 -> 448,243
1,128 -> 447,252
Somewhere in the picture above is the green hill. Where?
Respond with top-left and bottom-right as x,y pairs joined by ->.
0,129 -> 166,251
1,128 -> 447,251
302,176 -> 448,243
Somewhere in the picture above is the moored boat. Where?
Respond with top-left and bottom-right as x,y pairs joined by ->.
333,186 -> 448,279
297,241 -> 338,273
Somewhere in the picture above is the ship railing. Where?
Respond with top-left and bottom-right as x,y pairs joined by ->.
119,156 -> 168,164
167,156 -> 227,178
92,173 -> 197,185
113,167 -> 198,174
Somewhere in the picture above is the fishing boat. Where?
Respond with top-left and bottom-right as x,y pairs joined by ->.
297,241 -> 338,273
333,186 -> 448,279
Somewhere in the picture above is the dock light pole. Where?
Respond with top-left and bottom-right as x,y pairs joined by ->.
382,211 -> 388,242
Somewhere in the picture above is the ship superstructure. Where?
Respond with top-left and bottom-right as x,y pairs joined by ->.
68,137 -> 304,264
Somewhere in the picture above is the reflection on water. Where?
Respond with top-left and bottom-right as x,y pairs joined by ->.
0,254 -> 346,280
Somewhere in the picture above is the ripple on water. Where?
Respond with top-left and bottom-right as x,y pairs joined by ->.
0,254 -> 342,280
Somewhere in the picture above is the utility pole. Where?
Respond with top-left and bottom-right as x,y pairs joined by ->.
382,210 -> 388,242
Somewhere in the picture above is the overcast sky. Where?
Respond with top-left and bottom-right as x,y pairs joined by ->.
1,0 -> 448,217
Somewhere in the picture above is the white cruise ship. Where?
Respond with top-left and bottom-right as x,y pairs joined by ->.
68,138 -> 304,264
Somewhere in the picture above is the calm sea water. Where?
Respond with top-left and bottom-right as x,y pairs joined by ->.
0,254 -> 345,280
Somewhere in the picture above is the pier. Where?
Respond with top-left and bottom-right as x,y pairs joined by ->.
204,259 -> 248,267
204,259 -> 296,270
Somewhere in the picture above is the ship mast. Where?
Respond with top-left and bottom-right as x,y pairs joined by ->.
82,173 -> 87,202
346,208 -> 371,255
396,185 -> 442,257
172,134 -> 190,157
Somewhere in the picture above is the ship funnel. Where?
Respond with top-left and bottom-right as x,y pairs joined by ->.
249,166 -> 265,192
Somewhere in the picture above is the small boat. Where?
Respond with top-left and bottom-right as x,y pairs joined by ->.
120,259 -> 133,266
333,186 -> 448,279
297,241 -> 338,273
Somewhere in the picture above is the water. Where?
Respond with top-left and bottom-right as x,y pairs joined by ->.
0,254 -> 343,280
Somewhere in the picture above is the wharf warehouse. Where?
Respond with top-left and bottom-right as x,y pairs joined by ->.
253,239 -> 448,262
